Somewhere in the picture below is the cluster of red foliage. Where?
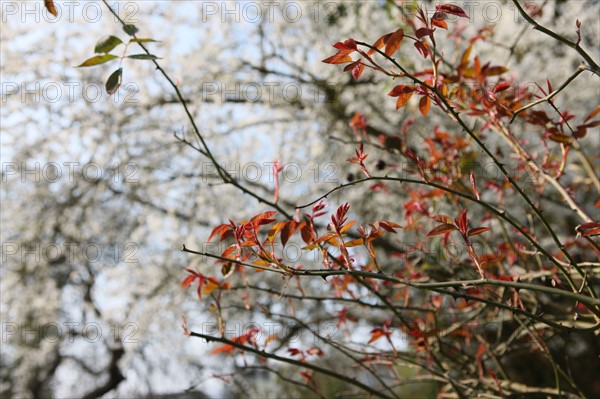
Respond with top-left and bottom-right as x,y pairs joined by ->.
181,2 -> 599,397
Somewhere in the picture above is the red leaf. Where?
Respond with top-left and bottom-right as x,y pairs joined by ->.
548,132 -> 572,144
419,96 -> 431,116
267,221 -> 286,243
368,328 -> 391,344
595,199 -> 600,208
432,215 -> 453,225
581,121 -> 600,128
456,210 -> 469,233
582,228 -> 600,237
431,18 -> 448,30
573,126 -> 587,139
323,39 -> 357,64
251,211 -> 278,226
389,85 -> 415,109
493,82 -> 511,93
301,223 -> 315,244
350,61 -> 365,80
468,227 -> 491,237
432,11 -> 447,21
427,224 -> 457,237
306,347 -> 324,356
208,224 -> 230,242
385,29 -> 404,56
368,33 -> 391,56
416,28 -> 435,39
288,348 -> 303,356
211,344 -> 236,355
322,53 -> 353,65
469,171 -> 481,200
584,106 -> 600,122
485,66 -> 509,76
377,221 -> 402,233
281,220 -> 296,247
576,222 -> 600,237
181,275 -> 196,288
436,4 -> 469,18
335,39 -> 358,51
44,0 -> 57,16
414,41 -> 430,58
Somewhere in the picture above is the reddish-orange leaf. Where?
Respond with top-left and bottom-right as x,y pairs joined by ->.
461,44 -> 473,67
573,126 -> 587,139
203,279 -> 220,296
368,33 -> 391,56
416,28 -> 435,39
470,171 -> 481,200
389,85 -> 415,96
322,53 -> 353,65
377,221 -> 402,233
581,121 -> 600,128
414,41 -> 430,58
368,329 -> 385,344
208,224 -> 230,242
300,223 -> 315,244
44,0 -> 57,16
584,106 -> 600,122
396,93 -> 414,109
264,334 -> 278,345
334,39 -> 358,51
576,222 -> 600,237
493,82 -> 511,93
595,199 -> 600,208
419,96 -> 431,116
344,60 -> 365,80
456,210 -> 469,233
431,16 -> 448,30
281,220 -> 296,247
251,211 -> 277,226
288,348 -> 303,356
432,215 -> 453,225
339,220 -> 356,234
548,133 -> 572,144
344,237 -> 364,247
352,62 -> 365,80
583,228 -> 600,237
468,227 -> 491,237
389,85 -> 415,109
385,29 -> 404,56
221,245 -> 237,259
427,224 -> 457,237
212,344 -> 236,355
436,4 -> 469,18
307,347 -> 324,356
485,66 -> 509,76
181,275 -> 196,288
267,221 -> 285,243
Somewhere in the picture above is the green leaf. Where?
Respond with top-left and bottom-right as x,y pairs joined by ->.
77,54 -> 118,67
123,24 -> 139,36
129,38 -> 159,44
95,36 -> 123,53
127,54 -> 161,60
105,68 -> 123,95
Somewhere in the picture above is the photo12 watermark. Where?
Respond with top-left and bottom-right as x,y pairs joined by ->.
1,1 -> 139,23
2,161 -> 139,184
1,241 -> 140,264
2,321 -> 140,344
1,81 -> 139,104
